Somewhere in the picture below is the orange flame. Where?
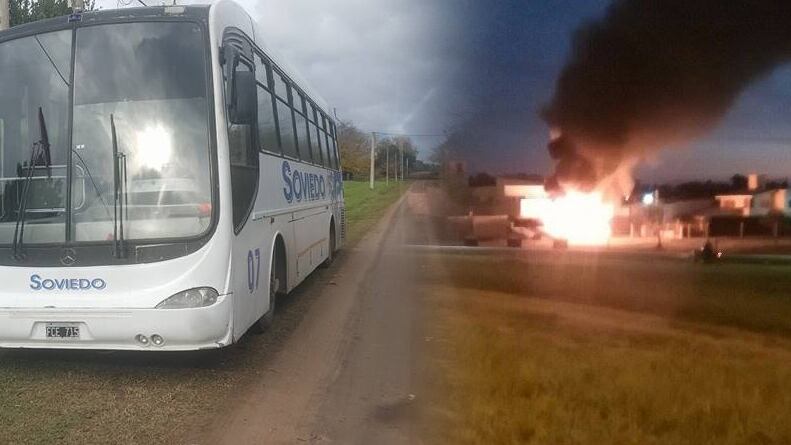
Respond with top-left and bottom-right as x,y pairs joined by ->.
522,190 -> 615,246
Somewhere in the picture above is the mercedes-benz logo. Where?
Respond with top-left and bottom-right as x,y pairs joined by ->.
60,249 -> 77,266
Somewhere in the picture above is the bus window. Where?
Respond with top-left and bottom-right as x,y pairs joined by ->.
321,116 -> 332,168
330,123 -> 339,170
329,133 -> 338,170
257,87 -> 279,153
255,54 -> 268,87
307,103 -> 316,123
277,100 -> 297,158
274,72 -> 288,101
316,125 -> 328,168
297,93 -> 306,113
294,112 -> 310,162
310,121 -> 323,165
323,130 -> 332,169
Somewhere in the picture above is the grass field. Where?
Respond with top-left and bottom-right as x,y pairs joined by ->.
342,180 -> 410,243
421,251 -> 791,444
0,180 -> 409,445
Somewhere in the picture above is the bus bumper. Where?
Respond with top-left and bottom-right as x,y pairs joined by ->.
0,295 -> 233,351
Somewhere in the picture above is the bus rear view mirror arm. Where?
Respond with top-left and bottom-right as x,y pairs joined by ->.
228,70 -> 256,125
222,44 -> 256,125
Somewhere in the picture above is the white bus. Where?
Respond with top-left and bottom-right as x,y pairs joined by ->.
0,0 -> 345,350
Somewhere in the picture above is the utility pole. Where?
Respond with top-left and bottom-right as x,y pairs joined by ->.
394,140 -> 398,181
400,143 -> 404,181
385,142 -> 389,185
397,140 -> 403,182
0,0 -> 10,31
369,132 -> 376,190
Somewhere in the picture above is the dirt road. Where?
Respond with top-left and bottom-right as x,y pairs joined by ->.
205,189 -> 427,445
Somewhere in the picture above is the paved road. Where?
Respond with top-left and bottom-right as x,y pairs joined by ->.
206,189 -> 427,445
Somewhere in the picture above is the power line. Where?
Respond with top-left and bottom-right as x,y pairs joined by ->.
368,130 -> 446,138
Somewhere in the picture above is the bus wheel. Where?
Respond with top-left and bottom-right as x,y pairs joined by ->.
321,224 -> 336,268
253,254 -> 279,334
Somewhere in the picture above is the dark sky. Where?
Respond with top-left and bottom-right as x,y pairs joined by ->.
456,0 -> 791,183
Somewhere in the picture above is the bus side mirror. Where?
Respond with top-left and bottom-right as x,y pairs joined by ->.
229,70 -> 256,125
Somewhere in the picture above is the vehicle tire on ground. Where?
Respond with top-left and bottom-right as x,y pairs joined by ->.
251,250 -> 280,334
321,223 -> 336,268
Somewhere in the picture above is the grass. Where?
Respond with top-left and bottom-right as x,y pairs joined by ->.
0,180 -> 409,445
0,355 -> 225,444
0,350 -> 241,444
421,251 -> 791,444
342,180 -> 410,243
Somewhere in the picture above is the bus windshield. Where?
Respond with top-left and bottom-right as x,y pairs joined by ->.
0,30 -> 71,246
0,21 -> 213,247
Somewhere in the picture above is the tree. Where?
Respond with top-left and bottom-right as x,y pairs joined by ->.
336,121 -> 370,179
11,0 -> 95,27
375,135 -> 419,178
468,172 -> 496,187
730,174 -> 748,190
765,179 -> 789,190
336,121 -> 426,180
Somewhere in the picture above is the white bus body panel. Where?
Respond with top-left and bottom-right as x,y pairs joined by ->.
0,235 -> 235,350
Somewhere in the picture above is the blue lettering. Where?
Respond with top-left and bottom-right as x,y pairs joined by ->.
293,170 -> 303,202
282,161 -> 293,203
283,163 -> 337,204
29,274 -> 107,291
30,274 -> 42,290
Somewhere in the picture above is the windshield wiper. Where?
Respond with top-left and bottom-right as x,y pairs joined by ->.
71,148 -> 112,220
110,114 -> 128,259
12,107 -> 52,260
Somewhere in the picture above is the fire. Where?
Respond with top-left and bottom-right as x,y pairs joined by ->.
522,190 -> 615,246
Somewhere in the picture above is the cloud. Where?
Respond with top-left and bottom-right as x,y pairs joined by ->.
239,0 -> 468,154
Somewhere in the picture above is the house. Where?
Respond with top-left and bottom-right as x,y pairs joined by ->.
751,188 -> 791,216
714,194 -> 754,216
713,173 -> 784,217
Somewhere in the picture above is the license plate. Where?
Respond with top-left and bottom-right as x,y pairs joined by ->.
45,324 -> 80,339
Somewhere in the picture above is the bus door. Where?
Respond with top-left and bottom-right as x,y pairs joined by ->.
223,39 -> 266,336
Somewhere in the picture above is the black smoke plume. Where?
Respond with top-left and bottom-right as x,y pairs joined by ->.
543,0 -> 791,195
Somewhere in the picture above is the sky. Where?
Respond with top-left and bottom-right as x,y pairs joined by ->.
94,0 -> 791,183
236,0 -> 473,153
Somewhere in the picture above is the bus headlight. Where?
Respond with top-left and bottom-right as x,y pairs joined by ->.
155,287 -> 219,309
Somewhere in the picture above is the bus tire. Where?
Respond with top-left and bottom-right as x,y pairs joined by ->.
321,223 -> 336,268
252,245 -> 282,334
